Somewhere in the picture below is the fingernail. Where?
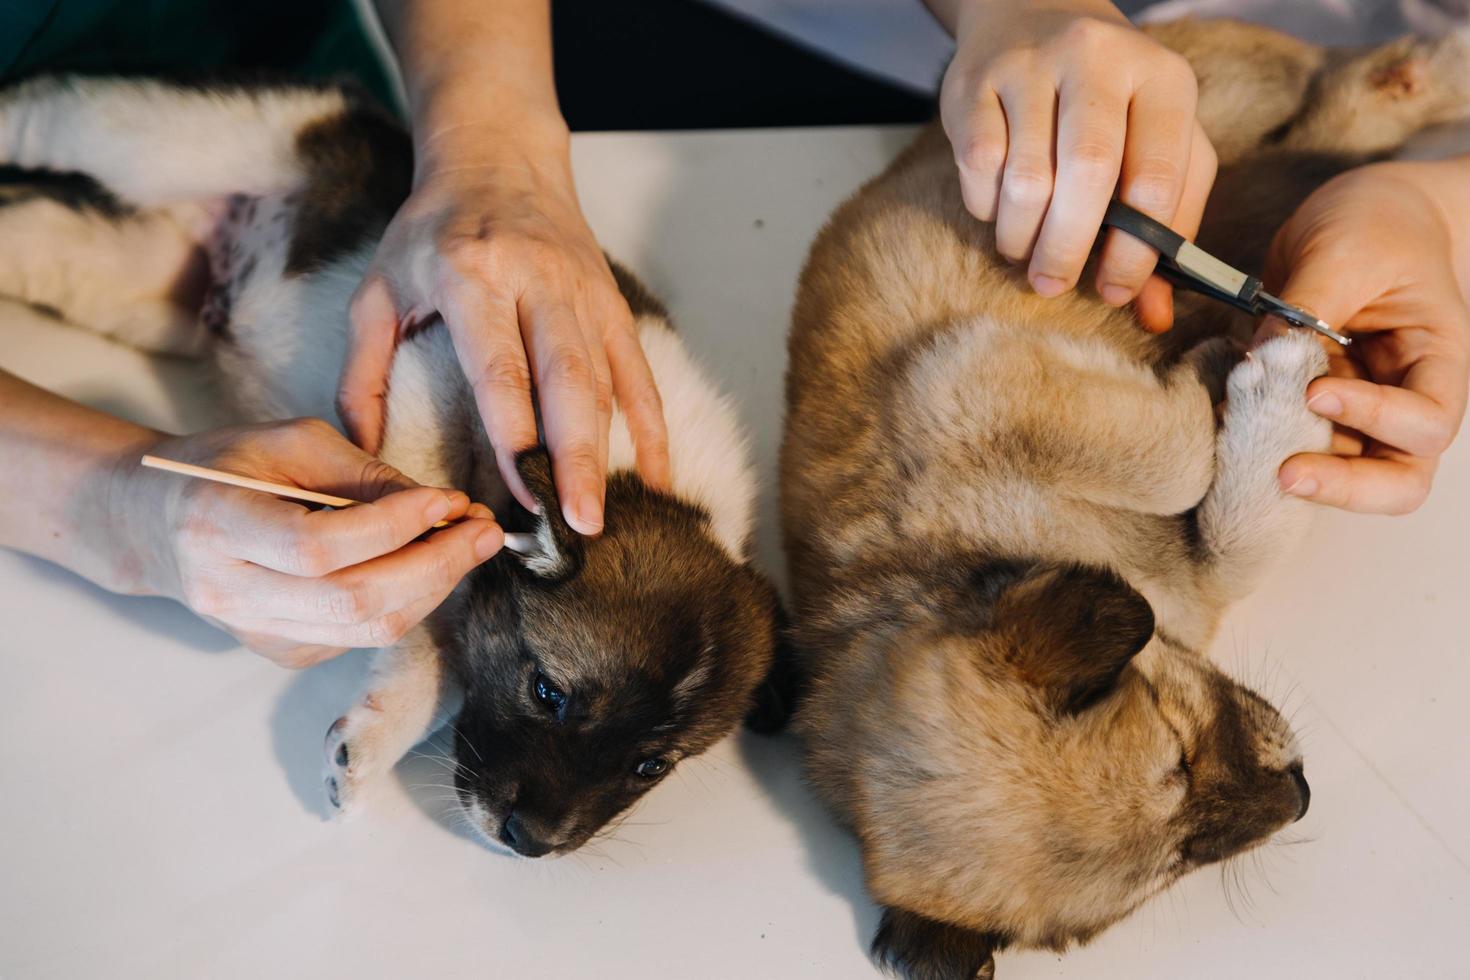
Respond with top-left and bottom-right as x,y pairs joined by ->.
567,493 -> 604,535
466,502 -> 495,522
1281,473 -> 1319,497
1100,284 -> 1132,306
424,494 -> 452,524
1307,391 -> 1343,417
1032,275 -> 1068,298
474,526 -> 503,560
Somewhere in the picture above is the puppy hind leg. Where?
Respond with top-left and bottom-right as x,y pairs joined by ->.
322,625 -> 460,817
871,907 -> 1003,980
1195,332 -> 1331,600
1284,33 -> 1470,158
905,332 -> 1220,516
0,76 -> 350,206
0,193 -> 211,354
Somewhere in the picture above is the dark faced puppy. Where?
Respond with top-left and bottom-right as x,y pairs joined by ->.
0,75 -> 786,853
446,451 -> 781,857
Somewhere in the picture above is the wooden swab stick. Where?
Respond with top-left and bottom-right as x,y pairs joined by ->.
140,455 -> 535,554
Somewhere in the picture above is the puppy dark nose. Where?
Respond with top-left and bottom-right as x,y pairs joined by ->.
498,811 -> 554,858
1287,764 -> 1310,822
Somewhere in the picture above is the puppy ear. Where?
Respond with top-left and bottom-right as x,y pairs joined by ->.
744,598 -> 804,735
503,447 -> 585,583
871,907 -> 1003,980
985,562 -> 1155,714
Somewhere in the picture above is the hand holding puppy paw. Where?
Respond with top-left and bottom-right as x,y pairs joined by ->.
929,0 -> 1217,330
116,419 -> 503,667
1264,159 -> 1470,515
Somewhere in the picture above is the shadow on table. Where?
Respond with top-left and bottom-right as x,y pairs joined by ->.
395,727 -> 513,853
15,553 -> 238,653
268,660 -> 512,851
607,127 -> 911,956
735,728 -> 881,953
590,125 -> 919,593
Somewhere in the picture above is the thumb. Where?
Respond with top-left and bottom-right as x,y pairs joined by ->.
299,425 -> 422,501
338,274 -> 401,455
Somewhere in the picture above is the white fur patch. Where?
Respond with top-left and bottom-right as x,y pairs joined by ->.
0,76 -> 345,206
608,317 -> 757,559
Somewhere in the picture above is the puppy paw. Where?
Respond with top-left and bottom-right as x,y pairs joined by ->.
1224,332 -> 1332,459
871,908 -> 1001,980
322,705 -> 393,818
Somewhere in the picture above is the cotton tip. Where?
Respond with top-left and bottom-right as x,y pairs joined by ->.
502,532 -> 537,555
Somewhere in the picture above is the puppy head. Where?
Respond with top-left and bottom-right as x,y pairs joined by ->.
446,450 -> 779,857
803,561 -> 1306,957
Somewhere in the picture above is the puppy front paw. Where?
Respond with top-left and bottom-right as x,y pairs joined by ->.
322,702 -> 395,818
1224,332 -> 1332,459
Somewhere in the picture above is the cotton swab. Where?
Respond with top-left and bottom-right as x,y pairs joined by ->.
139,455 -> 534,554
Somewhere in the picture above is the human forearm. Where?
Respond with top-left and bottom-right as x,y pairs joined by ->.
372,0 -> 568,176
2,365 -> 503,665
0,368 -> 162,593
349,0 -> 670,534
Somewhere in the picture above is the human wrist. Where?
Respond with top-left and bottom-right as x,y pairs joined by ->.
411,62 -> 566,148
409,75 -> 571,187
90,430 -> 176,598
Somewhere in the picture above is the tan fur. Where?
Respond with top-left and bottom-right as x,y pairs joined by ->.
780,20 -> 1470,977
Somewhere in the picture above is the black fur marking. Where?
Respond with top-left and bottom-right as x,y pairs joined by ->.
872,907 -> 1007,980
743,604 -> 803,734
1177,674 -> 1304,864
1179,505 -> 1207,565
607,257 -> 671,321
1154,627 -> 1201,657
285,101 -> 411,276
965,559 -> 1030,611
0,165 -> 131,217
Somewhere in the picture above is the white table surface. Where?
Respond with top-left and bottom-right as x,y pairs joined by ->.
2,126 -> 1467,980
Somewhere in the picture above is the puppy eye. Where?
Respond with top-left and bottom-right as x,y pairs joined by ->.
1176,749 -> 1194,780
532,672 -> 567,713
635,757 -> 671,779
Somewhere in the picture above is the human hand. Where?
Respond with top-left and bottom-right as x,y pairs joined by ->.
936,0 -> 1216,329
338,121 -> 670,535
1263,161 -> 1470,514
116,418 -> 503,667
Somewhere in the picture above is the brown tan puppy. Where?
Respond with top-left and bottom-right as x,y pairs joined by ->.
779,19 -> 1470,978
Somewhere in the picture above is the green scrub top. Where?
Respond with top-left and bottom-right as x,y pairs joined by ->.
0,0 -> 397,110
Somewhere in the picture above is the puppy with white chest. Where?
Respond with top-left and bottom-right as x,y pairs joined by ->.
0,77 -> 782,857
779,19 -> 1470,978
